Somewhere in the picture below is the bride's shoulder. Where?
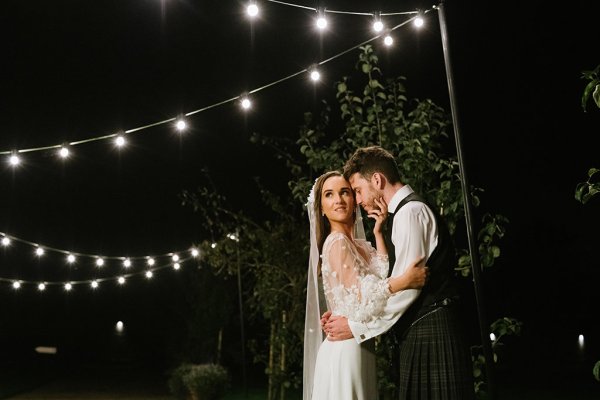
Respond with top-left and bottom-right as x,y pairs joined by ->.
323,231 -> 353,250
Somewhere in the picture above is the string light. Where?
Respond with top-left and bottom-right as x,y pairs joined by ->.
66,254 -> 76,264
308,64 -> 321,82
246,1 -> 259,18
372,12 -> 384,32
147,258 -> 156,266
13,281 -> 21,290
1,237 -> 10,246
172,254 -> 180,262
173,263 -> 181,270
0,5 -> 432,163
315,8 -> 328,31
38,283 -> 46,291
383,31 -> 394,47
123,258 -> 132,268
115,135 -> 126,147
191,248 -> 199,257
413,12 -> 424,28
96,258 -> 105,267
35,247 -> 45,257
175,118 -> 187,132
58,146 -> 70,159
240,94 -> 252,110
91,280 -> 99,289
9,152 -> 20,166
145,270 -> 153,279
118,276 -> 126,285
64,283 -> 73,291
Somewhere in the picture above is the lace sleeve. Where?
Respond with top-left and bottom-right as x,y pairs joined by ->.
322,234 -> 391,322
356,239 -> 389,279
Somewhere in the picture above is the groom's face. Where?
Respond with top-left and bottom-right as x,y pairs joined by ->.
348,173 -> 382,213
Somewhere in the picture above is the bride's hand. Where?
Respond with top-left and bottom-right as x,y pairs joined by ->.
368,197 -> 388,235
404,256 -> 429,289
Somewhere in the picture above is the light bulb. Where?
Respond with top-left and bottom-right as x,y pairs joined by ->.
64,283 -> 73,291
9,153 -> 20,166
67,254 -> 76,264
91,280 -> 99,289
384,34 -> 394,46
1,237 -> 10,246
247,2 -> 258,18
118,276 -> 126,285
191,248 -> 199,257
35,247 -> 45,256
12,281 -> 21,289
123,258 -> 131,268
115,135 -> 126,147
414,15 -> 424,28
373,20 -> 384,33
96,258 -> 105,267
241,97 -> 251,110
173,263 -> 181,270
175,119 -> 187,131
147,258 -> 155,266
59,146 -> 70,158
145,270 -> 154,279
38,283 -> 46,291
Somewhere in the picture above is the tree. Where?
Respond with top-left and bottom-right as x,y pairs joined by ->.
181,45 -> 517,399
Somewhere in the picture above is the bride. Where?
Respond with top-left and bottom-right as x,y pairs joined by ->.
303,171 -> 428,400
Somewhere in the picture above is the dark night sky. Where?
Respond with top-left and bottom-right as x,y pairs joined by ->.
1,0 -> 600,391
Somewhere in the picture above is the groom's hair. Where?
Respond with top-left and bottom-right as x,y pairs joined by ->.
343,146 -> 401,184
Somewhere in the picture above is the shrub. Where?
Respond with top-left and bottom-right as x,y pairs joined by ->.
168,363 -> 230,400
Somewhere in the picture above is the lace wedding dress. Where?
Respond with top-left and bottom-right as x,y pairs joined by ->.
311,231 -> 391,400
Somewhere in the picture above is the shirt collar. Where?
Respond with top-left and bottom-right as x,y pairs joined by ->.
387,185 -> 414,213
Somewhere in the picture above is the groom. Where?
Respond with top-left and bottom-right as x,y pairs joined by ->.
322,146 -> 473,399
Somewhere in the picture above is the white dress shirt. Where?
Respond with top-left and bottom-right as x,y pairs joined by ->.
348,185 -> 438,343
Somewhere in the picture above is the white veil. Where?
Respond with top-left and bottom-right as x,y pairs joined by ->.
302,179 -> 366,400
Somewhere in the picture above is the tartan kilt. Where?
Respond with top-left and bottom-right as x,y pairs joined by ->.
397,306 -> 474,400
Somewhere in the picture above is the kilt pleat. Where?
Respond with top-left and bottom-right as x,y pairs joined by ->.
397,306 -> 474,399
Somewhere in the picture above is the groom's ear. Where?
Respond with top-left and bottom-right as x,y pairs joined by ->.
372,172 -> 385,189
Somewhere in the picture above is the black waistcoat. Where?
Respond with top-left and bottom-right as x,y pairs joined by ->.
385,192 -> 459,336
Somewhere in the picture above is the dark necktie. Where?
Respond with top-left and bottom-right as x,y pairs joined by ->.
384,210 -> 396,277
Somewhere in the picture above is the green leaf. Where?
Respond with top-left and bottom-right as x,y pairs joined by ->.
593,360 -> 600,381
581,79 -> 600,111
593,84 -> 600,108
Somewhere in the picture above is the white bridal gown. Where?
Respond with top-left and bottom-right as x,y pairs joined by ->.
311,231 -> 391,400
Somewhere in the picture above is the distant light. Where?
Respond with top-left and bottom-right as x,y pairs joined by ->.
12,281 -> 21,289
123,258 -> 131,268
91,280 -> 99,289
59,146 -> 70,158
383,34 -> 394,46
191,248 -> 199,257
96,258 -> 105,267
211,242 -> 217,249
173,263 -> 181,270
489,333 -> 496,342
147,257 -> 155,266
115,135 -> 126,147
35,346 -> 57,355
175,119 -> 187,132
1,237 -> 10,246
66,254 -> 76,264
38,283 -> 46,291
116,321 -> 124,333
64,283 -> 72,291
247,2 -> 259,18
9,153 -> 20,166
145,270 -> 153,279
118,276 -> 126,285
172,254 -> 180,262
35,247 -> 45,256
414,15 -> 424,28
578,334 -> 585,350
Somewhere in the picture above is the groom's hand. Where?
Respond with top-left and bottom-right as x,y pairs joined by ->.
324,315 -> 353,341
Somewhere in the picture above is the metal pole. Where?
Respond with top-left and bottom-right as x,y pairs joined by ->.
437,2 -> 496,398
235,229 -> 247,397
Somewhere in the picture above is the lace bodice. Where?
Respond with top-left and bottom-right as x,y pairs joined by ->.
321,231 -> 391,323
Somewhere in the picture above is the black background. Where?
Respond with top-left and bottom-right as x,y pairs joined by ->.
1,0 -> 599,395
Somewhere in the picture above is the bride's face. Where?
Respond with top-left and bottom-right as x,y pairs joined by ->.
321,175 -> 355,225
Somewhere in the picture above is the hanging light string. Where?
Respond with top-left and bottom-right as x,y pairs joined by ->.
264,0 -> 418,16
0,231 -> 199,263
1,5 -> 435,159
0,256 -> 194,289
